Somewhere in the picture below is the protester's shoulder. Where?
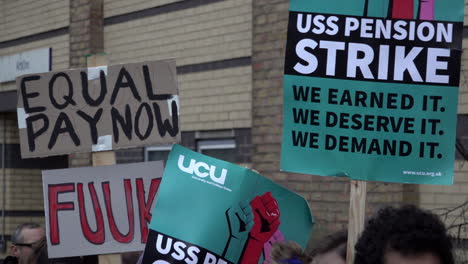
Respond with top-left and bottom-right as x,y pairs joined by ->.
49,257 -> 82,264
2,256 -> 18,264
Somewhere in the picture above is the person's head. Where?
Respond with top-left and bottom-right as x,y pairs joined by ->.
310,231 -> 347,264
21,236 -> 83,264
26,237 -> 48,264
121,251 -> 142,264
354,205 -> 454,264
10,223 -> 45,264
271,241 -> 312,264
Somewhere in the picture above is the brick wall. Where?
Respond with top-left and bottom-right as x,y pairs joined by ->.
104,0 -> 180,18
251,0 -> 289,190
0,114 -> 44,258
417,160 -> 468,264
0,113 -> 67,258
454,2 -> 467,113
419,3 -> 468,245
0,114 -> 19,145
464,2 -> 468,25
0,0 -> 68,43
69,0 -> 104,68
104,0 -> 252,131
104,0 -> 251,66
458,42 -> 468,114
178,67 -> 252,131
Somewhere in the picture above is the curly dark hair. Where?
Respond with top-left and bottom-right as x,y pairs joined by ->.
354,205 -> 454,264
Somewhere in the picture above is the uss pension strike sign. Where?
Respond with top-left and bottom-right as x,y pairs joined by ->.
281,0 -> 464,185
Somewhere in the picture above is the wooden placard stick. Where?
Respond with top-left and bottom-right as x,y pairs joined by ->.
86,54 -> 119,264
86,54 -> 116,167
346,179 -> 367,264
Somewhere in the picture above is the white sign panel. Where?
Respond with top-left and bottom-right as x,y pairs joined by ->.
0,48 -> 51,83
42,161 -> 163,258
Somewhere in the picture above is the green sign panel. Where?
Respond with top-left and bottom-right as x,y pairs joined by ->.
142,145 -> 313,264
281,0 -> 464,185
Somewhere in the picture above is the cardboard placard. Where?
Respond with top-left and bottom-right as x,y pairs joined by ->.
281,0 -> 464,184
142,145 -> 314,264
42,161 -> 163,258
17,59 -> 180,158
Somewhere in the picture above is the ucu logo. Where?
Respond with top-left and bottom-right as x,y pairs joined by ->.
177,155 -> 227,185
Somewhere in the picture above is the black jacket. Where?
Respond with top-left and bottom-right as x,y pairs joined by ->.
2,256 -> 18,264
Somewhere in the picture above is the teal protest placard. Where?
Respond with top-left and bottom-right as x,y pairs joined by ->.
142,145 -> 313,264
281,0 -> 464,185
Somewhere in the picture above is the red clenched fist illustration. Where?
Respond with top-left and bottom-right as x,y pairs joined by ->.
250,192 -> 280,242
391,0 -> 414,19
240,192 -> 281,264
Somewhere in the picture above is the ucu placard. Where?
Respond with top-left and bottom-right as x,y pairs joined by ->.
177,155 -> 227,185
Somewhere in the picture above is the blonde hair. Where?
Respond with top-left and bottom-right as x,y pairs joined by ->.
271,241 -> 311,264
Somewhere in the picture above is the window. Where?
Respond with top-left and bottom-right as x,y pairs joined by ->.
197,139 -> 236,163
144,138 -> 238,165
145,144 -> 173,165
